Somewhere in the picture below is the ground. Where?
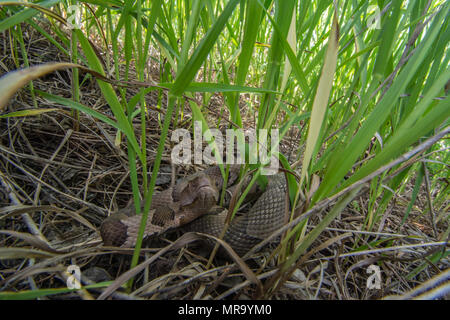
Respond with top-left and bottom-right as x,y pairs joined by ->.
0,23 -> 448,300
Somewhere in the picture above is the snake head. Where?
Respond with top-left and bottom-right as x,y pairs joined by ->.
173,173 -> 218,213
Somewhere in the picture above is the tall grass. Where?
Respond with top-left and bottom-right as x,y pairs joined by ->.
0,0 -> 448,296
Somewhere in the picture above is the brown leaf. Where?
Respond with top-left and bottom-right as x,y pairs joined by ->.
0,62 -> 80,111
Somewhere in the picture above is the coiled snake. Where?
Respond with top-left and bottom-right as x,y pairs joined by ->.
100,166 -> 287,256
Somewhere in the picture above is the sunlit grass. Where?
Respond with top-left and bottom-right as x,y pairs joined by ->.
0,0 -> 448,298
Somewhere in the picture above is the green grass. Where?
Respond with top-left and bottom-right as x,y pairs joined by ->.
0,0 -> 448,299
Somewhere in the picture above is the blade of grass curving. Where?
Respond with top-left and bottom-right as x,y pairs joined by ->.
313,5 -> 448,203
37,91 -> 122,131
299,8 -> 339,188
256,0 -> 309,117
75,29 -> 143,162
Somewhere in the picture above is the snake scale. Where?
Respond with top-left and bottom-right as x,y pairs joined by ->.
100,166 -> 287,256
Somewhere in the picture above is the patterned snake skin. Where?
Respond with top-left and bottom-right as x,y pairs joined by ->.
100,166 -> 287,256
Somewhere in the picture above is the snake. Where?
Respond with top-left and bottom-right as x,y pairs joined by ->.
100,166 -> 288,256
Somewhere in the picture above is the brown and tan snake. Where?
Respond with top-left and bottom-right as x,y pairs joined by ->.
100,166 -> 287,256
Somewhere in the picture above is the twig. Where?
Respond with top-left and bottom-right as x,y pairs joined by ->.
34,129 -> 73,203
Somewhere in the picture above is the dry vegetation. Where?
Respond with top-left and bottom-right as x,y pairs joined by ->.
0,1 -> 449,300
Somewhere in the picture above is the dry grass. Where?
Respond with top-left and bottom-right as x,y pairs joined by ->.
0,24 -> 448,300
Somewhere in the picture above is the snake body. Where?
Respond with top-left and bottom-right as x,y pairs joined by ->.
100,166 -> 287,256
